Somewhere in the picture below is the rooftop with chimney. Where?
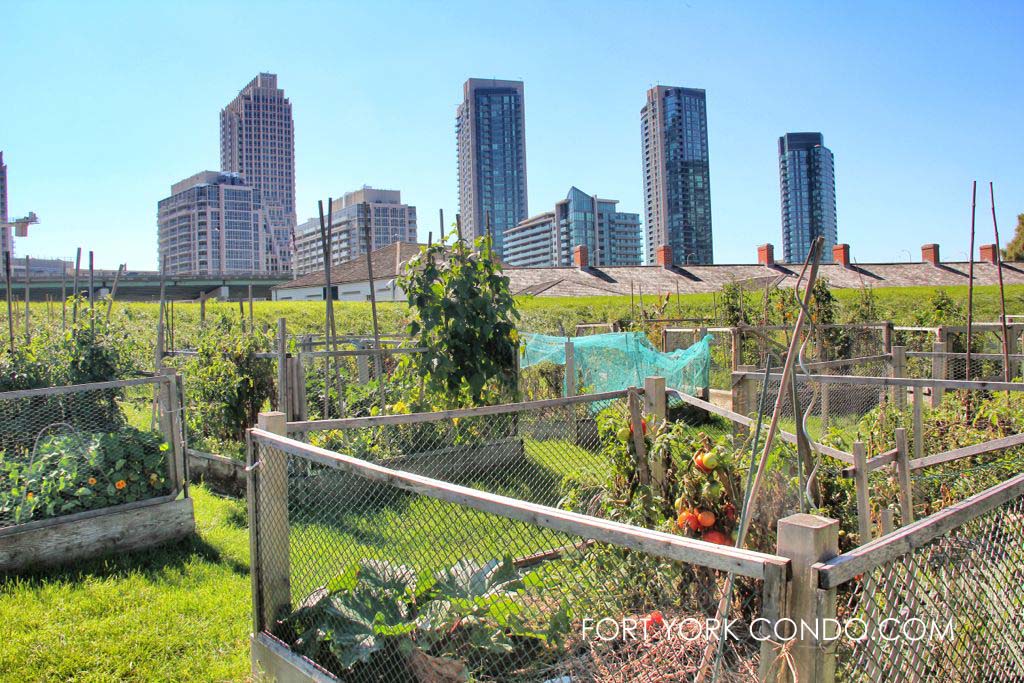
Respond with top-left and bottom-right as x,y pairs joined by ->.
274,241 -> 1024,300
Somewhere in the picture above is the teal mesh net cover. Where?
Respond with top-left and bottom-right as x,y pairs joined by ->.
520,331 -> 712,396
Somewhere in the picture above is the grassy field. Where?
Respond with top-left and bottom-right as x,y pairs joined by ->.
0,487 -> 252,683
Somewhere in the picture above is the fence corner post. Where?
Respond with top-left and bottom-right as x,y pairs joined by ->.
254,411 -> 290,632
891,345 -> 906,409
564,340 -> 576,397
883,321 -> 893,354
773,513 -> 839,683
894,427 -> 914,525
276,318 -> 289,418
852,441 -> 872,544
931,341 -> 947,408
643,376 -> 667,422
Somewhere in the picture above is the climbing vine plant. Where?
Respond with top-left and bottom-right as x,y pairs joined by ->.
397,235 -> 520,405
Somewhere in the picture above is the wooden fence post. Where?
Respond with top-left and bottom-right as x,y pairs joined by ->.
891,345 -> 906,409
931,341 -> 947,408
564,340 -> 576,397
356,341 -> 370,384
158,368 -> 185,493
644,376 -> 667,491
254,412 -> 290,632
894,428 -> 915,525
276,318 -> 288,418
730,328 -> 741,370
882,321 -> 893,354
774,514 -> 839,683
627,388 -> 650,486
912,387 -> 924,461
852,441 -> 872,545
1008,324 -> 1021,379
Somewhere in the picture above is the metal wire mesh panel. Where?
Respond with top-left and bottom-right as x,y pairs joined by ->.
251,434 -> 783,682
290,398 -> 631,509
0,377 -> 179,529
830,477 -> 1024,682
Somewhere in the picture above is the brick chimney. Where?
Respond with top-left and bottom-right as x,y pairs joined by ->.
922,243 -> 940,266
655,244 -> 673,267
573,244 -> 588,268
980,244 -> 998,264
757,243 -> 775,267
833,243 -> 851,268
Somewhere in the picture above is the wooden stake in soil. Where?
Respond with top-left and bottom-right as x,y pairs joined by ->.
438,208 -> 445,242
364,221 -> 386,412
106,263 -> 124,323
4,252 -> 13,352
23,256 -> 30,344
72,247 -> 81,324
965,181 -> 977,388
88,250 -> 95,332
60,263 -> 67,332
989,182 -> 1011,387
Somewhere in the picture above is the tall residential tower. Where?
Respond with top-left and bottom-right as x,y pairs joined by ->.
641,86 -> 713,265
220,73 -> 296,269
504,187 -> 642,268
292,187 -> 418,276
456,78 -> 528,258
778,132 -> 837,264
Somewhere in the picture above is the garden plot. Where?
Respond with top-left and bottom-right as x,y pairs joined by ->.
0,374 -> 192,572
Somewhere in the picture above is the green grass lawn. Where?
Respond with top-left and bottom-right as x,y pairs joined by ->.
0,486 -> 252,683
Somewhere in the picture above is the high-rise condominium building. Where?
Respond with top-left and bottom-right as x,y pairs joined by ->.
220,73 -> 295,269
504,187 -> 642,268
293,187 -> 418,276
779,132 -> 837,264
456,78 -> 528,258
641,86 -> 713,265
0,152 -> 10,263
157,171 -> 283,276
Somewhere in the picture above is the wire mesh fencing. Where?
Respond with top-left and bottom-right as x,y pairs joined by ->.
249,429 -> 789,682
287,393 -> 633,509
0,376 -> 182,530
824,471 -> 1024,682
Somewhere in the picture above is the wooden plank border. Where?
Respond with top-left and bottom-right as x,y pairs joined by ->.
815,469 -> 1024,589
736,371 -> 1024,393
249,430 -> 787,579
670,387 -> 855,464
286,389 -> 632,432
0,374 -> 164,400
907,432 -> 1024,470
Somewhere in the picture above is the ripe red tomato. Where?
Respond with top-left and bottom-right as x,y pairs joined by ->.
701,530 -> 732,546
697,510 -> 716,528
694,453 -> 712,474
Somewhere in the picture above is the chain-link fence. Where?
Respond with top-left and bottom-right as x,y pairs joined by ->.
249,424 -> 790,682
0,375 -> 183,530
822,470 -> 1024,682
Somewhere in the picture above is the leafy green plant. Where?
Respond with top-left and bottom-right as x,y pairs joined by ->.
278,557 -> 567,681
180,318 -> 275,447
0,427 -> 171,524
397,235 -> 520,406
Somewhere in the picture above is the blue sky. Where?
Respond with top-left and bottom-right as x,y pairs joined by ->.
2,0 -> 1022,269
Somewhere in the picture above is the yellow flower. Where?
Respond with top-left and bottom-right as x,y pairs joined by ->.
392,400 -> 409,414
26,492 -> 34,501
87,477 -> 97,486
115,480 -> 127,490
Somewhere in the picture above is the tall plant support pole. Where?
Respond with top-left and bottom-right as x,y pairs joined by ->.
364,222 -> 386,412
438,208 -> 445,242
106,263 -> 124,323
318,199 -> 338,418
23,256 -> 30,344
455,213 -> 464,243
697,239 -> 824,683
71,248 -> 81,324
88,251 -> 95,332
156,256 -> 167,370
248,284 -> 254,332
60,264 -> 67,332
4,252 -> 13,352
965,181 -> 977,386
990,182 -> 1011,386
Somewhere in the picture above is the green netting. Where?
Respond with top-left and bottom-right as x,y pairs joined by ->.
520,331 -> 712,396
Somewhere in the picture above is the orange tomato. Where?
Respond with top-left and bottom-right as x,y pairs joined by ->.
697,510 -> 716,528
